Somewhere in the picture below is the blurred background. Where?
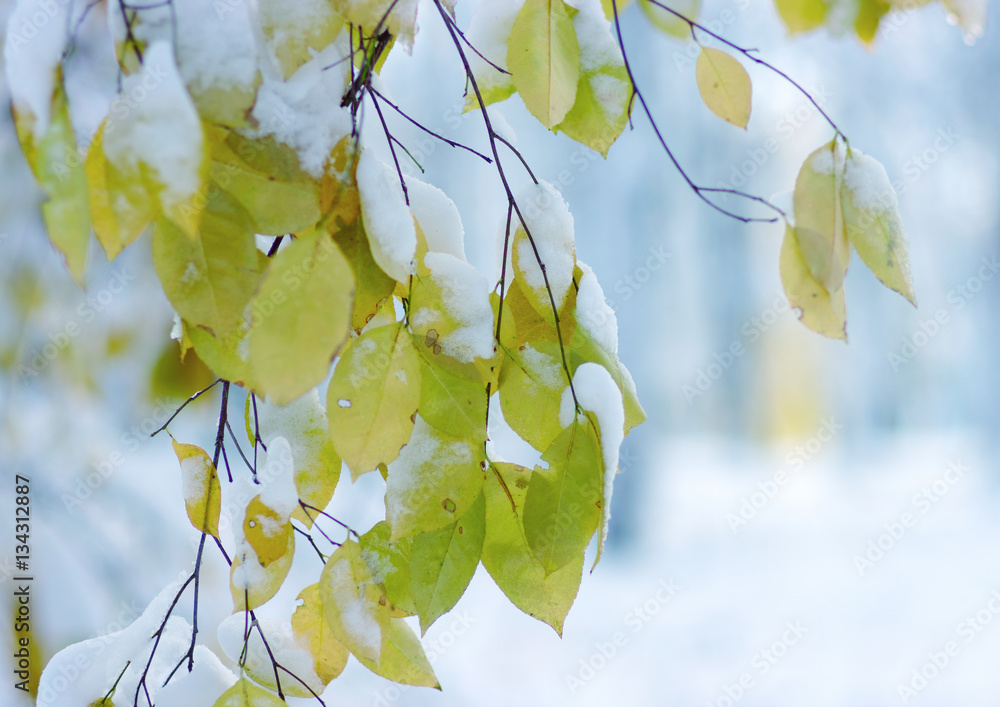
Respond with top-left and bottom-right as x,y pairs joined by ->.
2,0 -> 1000,704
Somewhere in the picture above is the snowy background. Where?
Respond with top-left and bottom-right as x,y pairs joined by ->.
3,0 -> 1000,705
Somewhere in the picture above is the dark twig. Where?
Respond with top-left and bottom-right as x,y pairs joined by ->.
150,379 -> 221,437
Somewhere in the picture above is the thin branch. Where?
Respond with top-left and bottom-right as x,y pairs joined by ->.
609,0 -> 782,223
646,0 -> 843,137
150,379 -> 221,437
369,88 -> 411,204
369,86 -> 493,164
493,135 -> 538,185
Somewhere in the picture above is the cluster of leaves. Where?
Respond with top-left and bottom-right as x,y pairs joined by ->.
6,0 -> 936,704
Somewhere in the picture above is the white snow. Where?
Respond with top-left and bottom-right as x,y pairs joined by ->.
514,181 -> 577,310
249,37 -> 353,177
575,261 -> 619,355
325,552 -> 383,656
103,41 -> 205,213
256,390 -> 337,507
3,0 -> 73,140
110,0 -> 258,98
357,150 -> 418,283
409,178 -> 467,260
943,0 -> 987,42
155,646 -> 236,707
809,140 -> 847,177
558,362 -> 625,556
226,475 -> 269,591
420,251 -> 495,362
36,579 -> 190,707
520,343 -> 563,390
589,73 -> 630,120
258,436 -> 298,520
385,415 -> 475,533
843,148 -> 899,213
566,0 -> 622,71
180,452 -> 214,511
465,0 -> 525,97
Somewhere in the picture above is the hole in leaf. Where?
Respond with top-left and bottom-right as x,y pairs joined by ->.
337,398 -> 352,408
442,498 -> 456,513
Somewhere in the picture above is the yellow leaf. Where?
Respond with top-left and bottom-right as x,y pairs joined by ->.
695,47 -> 752,129
639,0 -> 700,37
793,140 -> 851,294
508,0 -> 581,128
780,224 -> 848,341
231,528 -> 295,611
291,584 -> 350,685
247,230 -> 354,405
172,441 -> 221,538
212,677 -> 284,707
243,496 -> 293,567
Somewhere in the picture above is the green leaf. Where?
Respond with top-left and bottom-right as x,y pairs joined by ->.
522,420 -> 603,575
211,131 -> 322,236
482,462 -> 583,635
330,217 -> 396,333
410,491 -> 486,633
508,0 -> 581,128
385,415 -> 486,542
13,77 -> 90,282
327,323 -> 422,479
779,223 -> 848,341
793,140 -> 851,294
212,677 -> 284,707
153,187 -> 260,338
184,319 -> 256,389
695,47 -> 752,130
172,440 -> 221,538
639,0 -> 700,38
359,521 -> 417,616
841,149 -> 916,305
354,617 -> 440,689
774,0 -> 828,34
555,4 -> 632,156
498,340 -> 567,452
85,119 -> 155,261
248,230 -> 354,405
416,348 -> 488,443
291,584 -> 350,685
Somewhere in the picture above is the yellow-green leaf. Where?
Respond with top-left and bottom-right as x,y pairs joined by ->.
330,217 -> 396,333
86,119 -> 157,261
259,0 -> 345,79
385,415 -> 486,542
482,462 -> 583,635
416,348 -> 488,443
410,491 -> 486,633
842,149 -> 916,305
855,0 -> 891,42
775,0 -> 828,33
212,677 -> 284,707
508,0 -> 581,128
695,47 -> 752,129
153,187 -> 260,337
359,521 -> 417,616
354,618 -> 439,688
319,539 -> 392,663
779,223 -> 848,341
291,584 -> 350,686
13,77 -> 90,282
172,440 -> 221,538
601,0 -> 634,20
211,132 -> 322,236
327,323 -> 422,479
498,340 -> 567,452
522,420 -> 603,575
248,230 -> 354,405
793,140 -> 851,294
